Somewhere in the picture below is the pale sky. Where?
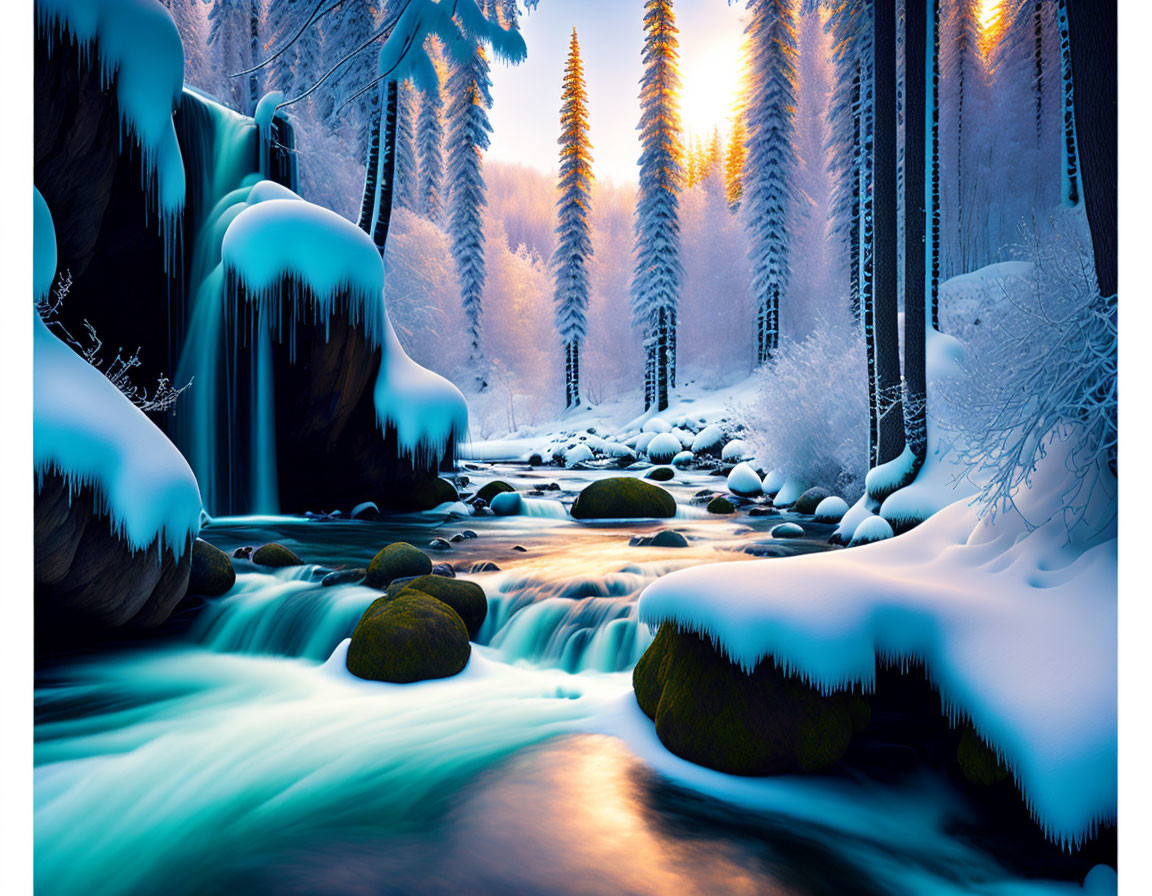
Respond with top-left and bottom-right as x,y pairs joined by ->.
487,0 -> 749,185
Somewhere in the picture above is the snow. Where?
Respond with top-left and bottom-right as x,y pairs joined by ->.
814,495 -> 850,522
33,188 -> 201,558
691,423 -> 725,453
645,432 -> 682,464
726,462 -> 763,497
37,0 -> 186,260
222,198 -> 387,350
563,443 -> 594,466
849,515 -> 894,546
489,492 -> 524,516
254,90 -> 283,133
671,451 -> 693,468
375,313 -> 469,467
642,417 -> 672,434
772,475 -> 810,507
721,439 -> 750,461
761,468 -> 787,494
638,443 -> 1117,846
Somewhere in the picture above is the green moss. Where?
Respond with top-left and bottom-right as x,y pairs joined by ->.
384,574 -> 487,639
346,591 -> 470,683
476,480 -> 516,504
570,477 -> 676,520
365,542 -> 433,588
632,624 -> 857,776
957,725 -> 1010,786
251,543 -> 303,568
707,497 -> 736,514
188,538 -> 236,596
646,467 -> 675,482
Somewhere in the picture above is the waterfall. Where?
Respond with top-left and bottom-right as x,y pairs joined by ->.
172,90 -> 279,516
187,565 -> 655,673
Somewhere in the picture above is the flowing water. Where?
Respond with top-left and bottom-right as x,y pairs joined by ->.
34,466 -> 1086,895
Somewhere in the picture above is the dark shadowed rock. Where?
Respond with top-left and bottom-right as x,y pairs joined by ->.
646,467 -> 675,482
650,530 -> 689,548
252,543 -> 304,567
793,487 -> 833,515
322,568 -> 368,587
366,542 -> 433,588
571,477 -> 677,520
476,480 -> 516,504
188,539 -> 236,596
707,497 -> 736,515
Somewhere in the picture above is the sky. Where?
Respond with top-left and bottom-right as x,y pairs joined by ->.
488,0 -> 749,185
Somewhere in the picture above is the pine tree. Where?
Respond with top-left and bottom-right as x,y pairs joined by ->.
446,14 -> 495,391
743,0 -> 799,366
630,0 -> 684,412
416,69 -> 446,223
324,0 -> 380,154
551,29 -> 595,410
725,114 -> 747,210
394,79 -> 420,212
206,0 -> 264,114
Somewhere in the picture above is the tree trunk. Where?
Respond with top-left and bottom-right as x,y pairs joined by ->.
655,308 -> 670,412
372,80 -> 401,256
929,0 -> 942,330
850,63 -> 863,322
1064,0 -> 1116,299
870,0 -> 906,473
248,7 -> 260,116
358,87 -> 383,234
1056,0 -> 1082,207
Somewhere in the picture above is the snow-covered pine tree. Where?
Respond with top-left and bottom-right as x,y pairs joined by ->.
630,0 -> 684,412
552,28 -> 595,410
323,0 -> 380,154
1055,0 -> 1081,208
416,64 -> 446,223
825,0 -> 869,322
394,79 -> 420,212
743,0 -> 799,366
205,0 -> 264,114
446,7 -> 496,392
725,113 -> 747,211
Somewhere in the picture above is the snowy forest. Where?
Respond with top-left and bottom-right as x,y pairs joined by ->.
28,0 -> 1119,894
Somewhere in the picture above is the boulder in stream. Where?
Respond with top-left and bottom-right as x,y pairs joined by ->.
384,574 -> 487,639
252,543 -> 304,567
476,480 -> 516,504
188,539 -> 236,596
570,477 -> 676,520
707,497 -> 736,515
346,592 -> 470,683
366,542 -> 433,587
792,487 -> 833,516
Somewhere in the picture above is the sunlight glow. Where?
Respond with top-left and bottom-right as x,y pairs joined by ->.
679,34 -> 745,143
977,0 -> 1005,53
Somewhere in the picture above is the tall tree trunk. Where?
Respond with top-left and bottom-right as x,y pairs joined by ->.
869,0 -> 906,484
849,63 -> 863,322
929,0 -> 941,330
655,308 -> 670,412
901,0 -> 928,486
248,6 -> 260,115
1056,0 -> 1082,207
358,88 -> 383,234
1064,0 -> 1116,299
372,81 -> 401,256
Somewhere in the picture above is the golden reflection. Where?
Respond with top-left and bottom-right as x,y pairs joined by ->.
977,0 -> 1005,55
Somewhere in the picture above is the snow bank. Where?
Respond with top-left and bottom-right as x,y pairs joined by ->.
34,188 -> 201,557
37,0 -> 185,262
222,198 -> 386,352
374,314 -> 468,466
639,454 -> 1116,845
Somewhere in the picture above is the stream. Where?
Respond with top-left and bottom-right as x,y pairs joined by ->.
33,465 -> 1084,896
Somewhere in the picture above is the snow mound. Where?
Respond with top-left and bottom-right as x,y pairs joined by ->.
646,433 -> 682,464
564,443 -> 594,466
761,469 -> 787,494
670,427 -> 694,448
691,424 -> 725,453
848,515 -> 894,546
672,451 -> 694,468
639,452 -> 1116,845
814,496 -> 850,523
642,417 -> 672,434
33,187 -> 201,557
726,462 -> 763,497
721,439 -> 749,461
773,476 -> 810,507
37,0 -> 186,263
223,198 -> 386,351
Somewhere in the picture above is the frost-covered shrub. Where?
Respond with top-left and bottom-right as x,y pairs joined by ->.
738,320 -> 868,500
945,215 -> 1117,532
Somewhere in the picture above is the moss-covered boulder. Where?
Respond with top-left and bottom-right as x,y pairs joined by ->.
792,487 -> 833,515
570,477 -> 676,520
187,538 -> 236,596
346,591 -> 470,682
646,467 -> 675,482
633,625 -> 858,775
384,574 -> 487,639
252,543 -> 303,568
410,477 -> 459,511
476,480 -> 516,504
707,496 -> 736,515
365,542 -> 433,588
650,529 -> 689,548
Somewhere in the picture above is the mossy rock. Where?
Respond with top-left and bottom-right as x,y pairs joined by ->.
252,543 -> 303,568
956,725 -> 1010,786
187,538 -> 236,596
792,487 -> 833,516
346,591 -> 470,683
707,496 -> 736,515
650,529 -> 689,548
633,625 -> 856,775
570,477 -> 676,520
383,574 -> 487,639
646,467 -> 675,482
365,542 -> 433,588
410,476 -> 460,511
476,480 -> 516,504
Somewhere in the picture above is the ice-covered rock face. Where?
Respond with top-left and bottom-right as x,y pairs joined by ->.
646,433 -> 683,464
726,462 -> 763,497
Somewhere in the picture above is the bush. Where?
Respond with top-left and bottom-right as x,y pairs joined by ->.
738,319 -> 868,501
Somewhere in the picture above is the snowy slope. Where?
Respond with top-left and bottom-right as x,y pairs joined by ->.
34,187 -> 201,557
638,440 -> 1116,846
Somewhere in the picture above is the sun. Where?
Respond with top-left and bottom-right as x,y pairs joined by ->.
678,34 -> 745,143
977,0 -> 1005,53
